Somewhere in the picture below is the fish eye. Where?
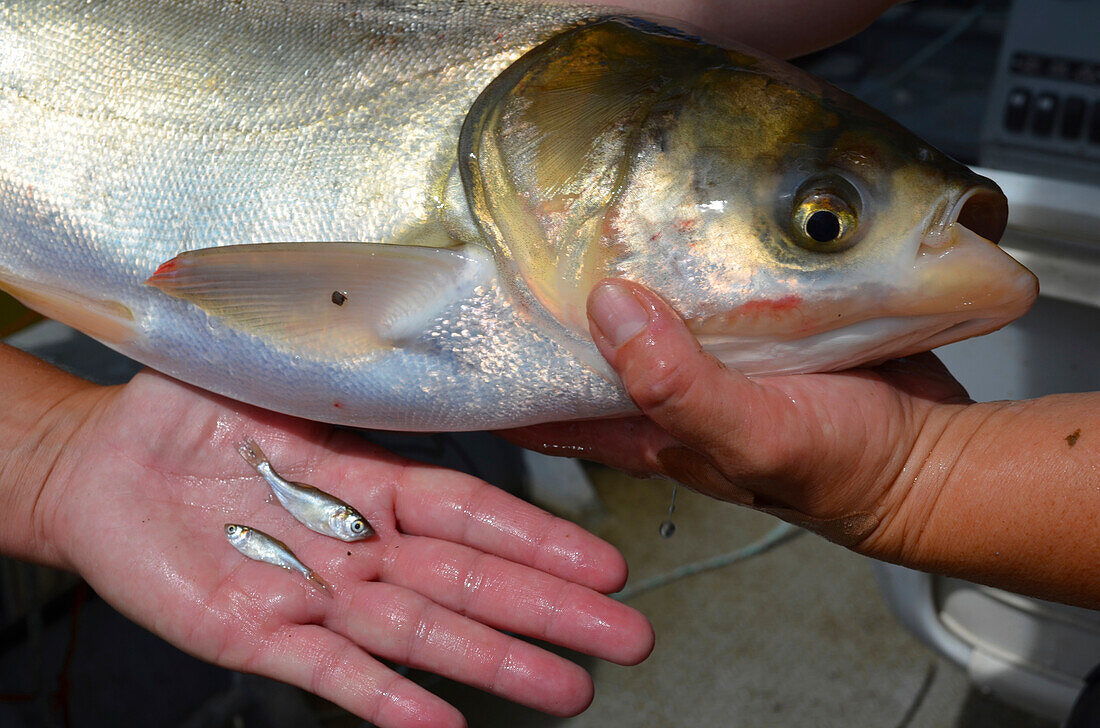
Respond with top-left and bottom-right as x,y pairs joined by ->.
789,178 -> 861,253
351,520 -> 364,533
225,525 -> 238,535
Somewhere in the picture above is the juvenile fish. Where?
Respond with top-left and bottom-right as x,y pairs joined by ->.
224,523 -> 332,597
238,440 -> 375,542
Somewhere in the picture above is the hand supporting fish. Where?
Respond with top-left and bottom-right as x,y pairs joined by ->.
0,0 -> 1036,431
505,279 -> 1100,609
6,364 -> 652,726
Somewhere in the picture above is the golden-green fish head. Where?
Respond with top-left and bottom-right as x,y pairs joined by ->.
465,18 -> 1037,374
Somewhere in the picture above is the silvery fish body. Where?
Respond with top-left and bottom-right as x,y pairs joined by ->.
0,1 -> 1037,430
224,523 -> 332,595
238,440 -> 374,541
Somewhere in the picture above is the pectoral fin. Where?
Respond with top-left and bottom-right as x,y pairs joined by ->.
146,242 -> 493,357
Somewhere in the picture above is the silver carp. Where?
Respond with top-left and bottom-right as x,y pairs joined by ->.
0,1 -> 1037,430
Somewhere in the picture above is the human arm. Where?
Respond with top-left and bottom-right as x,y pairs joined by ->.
552,0 -> 902,58
0,343 -> 107,567
0,342 -> 653,727
504,280 -> 1100,609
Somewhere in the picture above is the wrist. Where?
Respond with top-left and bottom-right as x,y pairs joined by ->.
0,344 -> 111,570
760,388 -> 1100,608
854,399 -> 973,560
746,390 -> 944,550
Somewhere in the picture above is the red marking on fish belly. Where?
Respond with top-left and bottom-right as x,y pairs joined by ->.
333,401 -> 343,409
737,295 -> 803,315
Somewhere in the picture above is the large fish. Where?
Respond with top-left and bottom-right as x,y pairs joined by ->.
0,1 -> 1037,430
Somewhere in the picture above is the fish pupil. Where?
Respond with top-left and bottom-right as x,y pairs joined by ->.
806,210 -> 841,242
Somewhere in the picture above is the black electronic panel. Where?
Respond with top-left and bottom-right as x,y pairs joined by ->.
981,0 -> 1100,184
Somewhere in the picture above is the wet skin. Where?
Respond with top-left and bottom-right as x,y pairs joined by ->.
13,361 -> 652,728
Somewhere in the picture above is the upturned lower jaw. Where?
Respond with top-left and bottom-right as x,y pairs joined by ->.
907,218 -> 1038,319
853,187 -> 1037,359
697,313 -> 979,375
692,234 -> 1037,376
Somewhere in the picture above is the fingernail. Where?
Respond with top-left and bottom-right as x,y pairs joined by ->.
589,283 -> 649,347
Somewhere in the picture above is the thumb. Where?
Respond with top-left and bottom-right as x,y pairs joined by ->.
586,279 -> 794,469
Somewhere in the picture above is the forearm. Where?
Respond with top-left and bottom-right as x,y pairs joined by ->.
0,343 -> 107,569
873,393 -> 1100,607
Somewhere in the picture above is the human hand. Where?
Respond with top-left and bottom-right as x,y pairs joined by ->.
503,279 -> 972,552
32,369 -> 653,728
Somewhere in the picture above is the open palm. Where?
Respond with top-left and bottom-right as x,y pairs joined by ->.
34,369 -> 652,728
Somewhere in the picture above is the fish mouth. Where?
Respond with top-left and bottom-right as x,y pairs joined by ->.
853,183 -> 1037,363
944,184 -> 1009,247
861,183 -> 1036,362
904,183 -> 1036,320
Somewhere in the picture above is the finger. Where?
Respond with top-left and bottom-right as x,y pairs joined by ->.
332,581 -> 596,717
391,468 -> 630,594
875,352 -> 972,403
375,535 -> 654,666
246,623 -> 464,728
501,420 -> 754,504
498,417 -> 680,477
586,279 -> 803,477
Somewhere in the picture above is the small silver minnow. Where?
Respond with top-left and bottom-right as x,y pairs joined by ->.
238,440 -> 375,541
223,523 -> 332,597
